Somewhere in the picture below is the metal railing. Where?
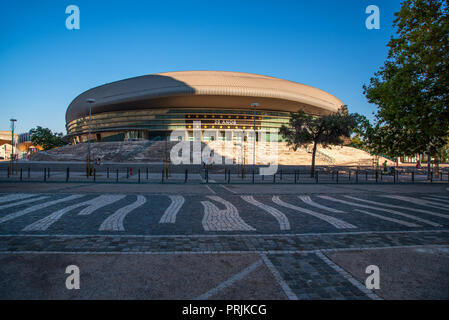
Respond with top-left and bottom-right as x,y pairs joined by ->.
2,164 -> 448,185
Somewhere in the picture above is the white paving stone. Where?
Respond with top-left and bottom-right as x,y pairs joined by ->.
318,195 -> 441,227
421,197 -> 449,205
23,195 -> 126,231
99,195 -> 147,231
194,259 -> 262,300
382,195 -> 449,211
159,195 -> 185,224
201,196 -> 255,231
344,195 -> 449,220
241,196 -> 290,230
0,196 -> 50,210
78,195 -> 126,215
299,195 -> 344,213
273,196 -> 356,229
0,194 -> 37,204
354,209 -> 420,227
0,195 -> 84,225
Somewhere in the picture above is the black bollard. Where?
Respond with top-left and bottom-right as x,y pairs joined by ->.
28,167 -> 30,178
20,168 -> 23,181
116,169 -> 119,183
185,169 -> 188,183
138,169 -> 141,183
66,168 -> 70,182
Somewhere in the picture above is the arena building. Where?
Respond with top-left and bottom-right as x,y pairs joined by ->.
66,71 -> 344,143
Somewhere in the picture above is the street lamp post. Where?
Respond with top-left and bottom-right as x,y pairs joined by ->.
250,103 -> 259,175
9,119 -> 17,174
86,99 -> 96,176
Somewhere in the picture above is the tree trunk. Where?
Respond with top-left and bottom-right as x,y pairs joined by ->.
311,141 -> 317,178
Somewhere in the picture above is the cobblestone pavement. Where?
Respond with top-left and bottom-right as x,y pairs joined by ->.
0,185 -> 448,299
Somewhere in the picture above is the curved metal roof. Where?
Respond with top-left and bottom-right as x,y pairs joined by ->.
66,71 -> 344,123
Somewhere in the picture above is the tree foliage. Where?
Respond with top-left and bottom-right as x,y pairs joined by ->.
280,106 -> 360,176
363,0 -> 449,159
30,126 -> 66,150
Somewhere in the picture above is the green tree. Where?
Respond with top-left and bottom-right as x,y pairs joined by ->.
280,106 -> 360,177
30,126 -> 66,150
363,0 -> 449,174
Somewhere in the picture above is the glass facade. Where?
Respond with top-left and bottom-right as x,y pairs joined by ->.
67,108 -> 291,143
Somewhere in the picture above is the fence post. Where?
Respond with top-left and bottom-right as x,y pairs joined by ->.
146,168 -> 149,180
116,169 -> 119,183
227,169 -> 231,184
44,168 -> 46,182
273,174 -> 276,184
375,170 -> 378,183
127,168 -> 129,179
412,171 -> 414,183
348,170 -> 351,181
93,168 -> 96,182
394,171 -> 396,184
206,169 -> 209,184
294,170 -> 297,184
28,167 -> 30,178
48,168 -> 50,178
185,169 -> 188,183
280,169 -> 283,181
66,168 -> 70,182
107,168 -> 109,179
365,171 -> 368,181
430,171 -> 433,183
138,169 -> 141,183
336,171 -> 339,184
315,171 -> 319,184
20,168 -> 23,181
252,169 -> 255,184
161,169 -> 164,183
356,170 -> 358,184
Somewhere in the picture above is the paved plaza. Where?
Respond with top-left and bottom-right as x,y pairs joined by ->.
0,182 -> 448,299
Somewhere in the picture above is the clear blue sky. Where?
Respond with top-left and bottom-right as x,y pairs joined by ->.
0,0 -> 403,134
